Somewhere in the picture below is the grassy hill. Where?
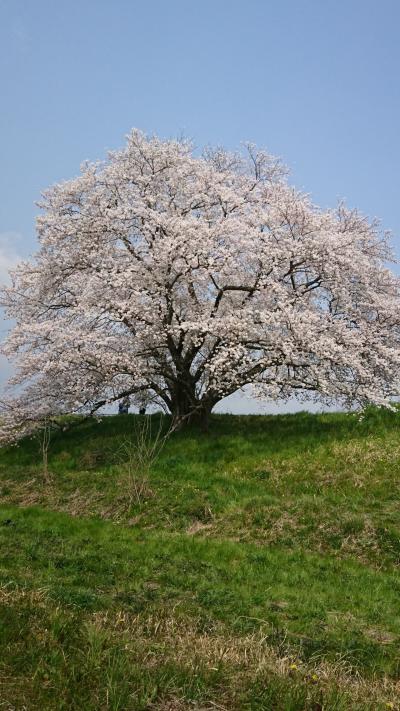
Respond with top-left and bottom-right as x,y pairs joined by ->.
1,409 -> 400,710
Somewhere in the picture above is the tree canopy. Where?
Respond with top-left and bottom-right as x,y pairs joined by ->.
1,129 -> 400,439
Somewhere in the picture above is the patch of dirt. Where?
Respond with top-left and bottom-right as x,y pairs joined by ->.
186,520 -> 213,535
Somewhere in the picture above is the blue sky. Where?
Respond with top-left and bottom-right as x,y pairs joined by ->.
1,0 -> 399,413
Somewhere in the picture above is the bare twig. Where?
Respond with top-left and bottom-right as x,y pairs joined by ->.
116,414 -> 172,506
37,418 -> 52,483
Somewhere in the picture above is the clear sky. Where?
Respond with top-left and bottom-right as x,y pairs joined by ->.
1,0 -> 399,413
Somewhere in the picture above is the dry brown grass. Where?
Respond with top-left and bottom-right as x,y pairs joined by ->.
1,582 -> 399,710
0,476 -> 144,522
81,608 -> 400,708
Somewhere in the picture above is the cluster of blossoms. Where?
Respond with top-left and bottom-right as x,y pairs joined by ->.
1,129 -> 400,440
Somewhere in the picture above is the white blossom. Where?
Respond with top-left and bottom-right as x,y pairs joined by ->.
1,129 -> 400,439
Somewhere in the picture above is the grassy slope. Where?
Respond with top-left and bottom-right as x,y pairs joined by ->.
1,409 -> 400,710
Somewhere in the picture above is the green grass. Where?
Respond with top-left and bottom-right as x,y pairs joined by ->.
1,409 -> 400,709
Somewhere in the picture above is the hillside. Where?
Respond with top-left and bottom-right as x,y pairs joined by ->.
1,410 -> 400,710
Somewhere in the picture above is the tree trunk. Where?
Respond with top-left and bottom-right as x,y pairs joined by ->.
190,404 -> 211,432
170,387 -> 213,432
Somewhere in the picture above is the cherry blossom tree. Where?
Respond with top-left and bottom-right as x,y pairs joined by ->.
1,129 -> 400,440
